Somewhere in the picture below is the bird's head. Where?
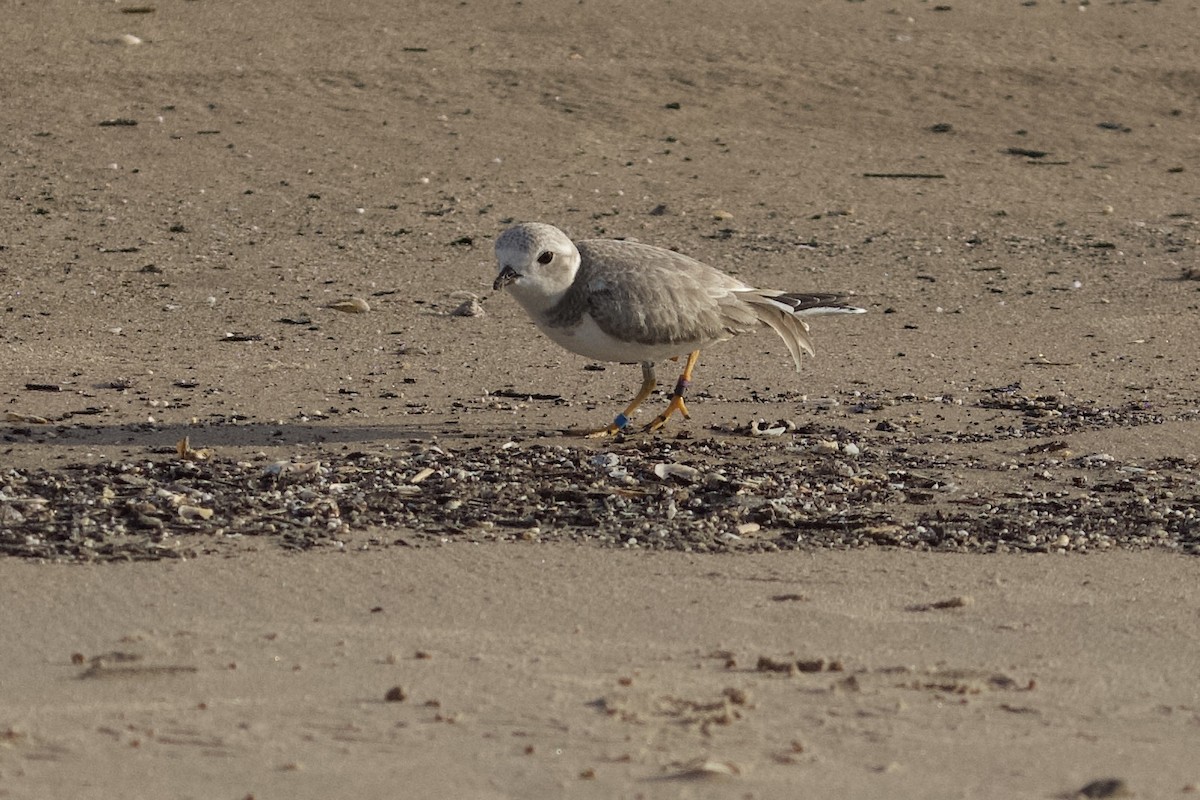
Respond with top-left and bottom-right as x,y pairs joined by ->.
493,223 -> 581,313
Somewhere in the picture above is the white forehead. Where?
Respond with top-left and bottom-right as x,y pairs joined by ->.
494,223 -> 572,258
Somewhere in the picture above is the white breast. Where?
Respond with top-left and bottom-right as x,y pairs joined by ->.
536,314 -> 715,364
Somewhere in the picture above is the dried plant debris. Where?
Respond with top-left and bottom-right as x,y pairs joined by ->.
1,431 -> 1198,561
975,388 -> 1166,435
907,595 -> 975,612
902,668 -> 1033,695
756,656 -> 844,675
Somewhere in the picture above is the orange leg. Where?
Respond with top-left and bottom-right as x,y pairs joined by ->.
645,350 -> 700,432
586,362 -> 658,438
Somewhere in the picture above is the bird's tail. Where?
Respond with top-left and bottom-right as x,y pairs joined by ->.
735,292 -> 866,371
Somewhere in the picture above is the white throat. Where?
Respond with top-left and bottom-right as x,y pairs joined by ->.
499,246 -> 581,316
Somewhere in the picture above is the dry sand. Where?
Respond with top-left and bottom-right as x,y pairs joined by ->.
2,0 -> 1199,797
2,548 -> 1198,799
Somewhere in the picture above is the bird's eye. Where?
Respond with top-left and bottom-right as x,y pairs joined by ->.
536,251 -> 554,265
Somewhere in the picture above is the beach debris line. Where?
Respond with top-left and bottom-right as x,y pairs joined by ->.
755,655 -> 845,675
2,394 -> 1198,562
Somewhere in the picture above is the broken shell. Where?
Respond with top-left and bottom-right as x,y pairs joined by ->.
176,436 -> 212,461
591,453 -> 620,469
326,297 -> 371,314
178,505 -> 214,521
264,460 -> 322,478
749,419 -> 794,437
813,440 -> 840,455
672,759 -> 741,779
5,411 -> 50,424
155,488 -> 186,505
653,463 -> 700,483
450,298 -> 485,317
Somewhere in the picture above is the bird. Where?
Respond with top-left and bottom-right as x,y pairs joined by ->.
492,222 -> 864,437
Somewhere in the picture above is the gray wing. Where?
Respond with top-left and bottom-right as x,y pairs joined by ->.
564,239 -> 758,347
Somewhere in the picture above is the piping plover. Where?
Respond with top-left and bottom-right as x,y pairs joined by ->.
493,222 -> 864,436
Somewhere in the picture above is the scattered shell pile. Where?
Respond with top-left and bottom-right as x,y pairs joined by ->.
2,431 -> 1197,562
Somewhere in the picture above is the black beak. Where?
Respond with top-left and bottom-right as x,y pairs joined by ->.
493,265 -> 520,291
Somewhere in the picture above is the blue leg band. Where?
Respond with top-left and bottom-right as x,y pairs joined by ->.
613,413 -> 630,429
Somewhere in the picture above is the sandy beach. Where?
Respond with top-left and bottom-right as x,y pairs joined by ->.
2,0 -> 1198,796
3,548 -> 1198,799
